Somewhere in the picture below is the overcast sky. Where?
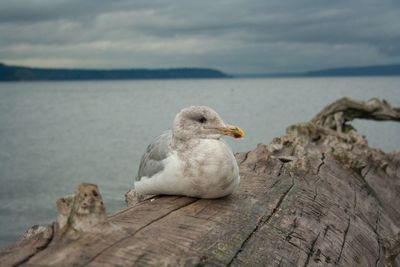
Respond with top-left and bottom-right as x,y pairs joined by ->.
1,0 -> 399,74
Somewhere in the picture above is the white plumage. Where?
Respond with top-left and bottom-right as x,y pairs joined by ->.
132,106 -> 244,200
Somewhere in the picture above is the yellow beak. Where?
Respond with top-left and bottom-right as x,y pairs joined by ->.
217,125 -> 245,139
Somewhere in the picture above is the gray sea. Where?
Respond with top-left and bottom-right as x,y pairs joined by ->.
0,77 -> 399,248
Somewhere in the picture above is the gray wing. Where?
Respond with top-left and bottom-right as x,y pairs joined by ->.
135,131 -> 172,182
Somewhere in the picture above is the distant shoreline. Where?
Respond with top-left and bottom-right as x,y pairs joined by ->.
0,63 -> 230,81
1,62 -> 400,81
236,64 -> 400,78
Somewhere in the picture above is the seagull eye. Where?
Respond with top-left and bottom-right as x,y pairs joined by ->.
198,116 -> 207,123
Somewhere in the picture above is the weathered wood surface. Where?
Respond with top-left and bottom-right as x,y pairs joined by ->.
312,97 -> 400,131
1,97 -> 400,266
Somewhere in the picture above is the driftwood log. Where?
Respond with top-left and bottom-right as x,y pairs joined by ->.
1,97 -> 400,267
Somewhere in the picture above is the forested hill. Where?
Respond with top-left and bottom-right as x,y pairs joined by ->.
237,64 -> 400,77
303,64 -> 400,76
0,63 -> 229,81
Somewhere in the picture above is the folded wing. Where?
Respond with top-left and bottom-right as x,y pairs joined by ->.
135,131 -> 172,182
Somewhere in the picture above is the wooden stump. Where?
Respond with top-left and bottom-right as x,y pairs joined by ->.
1,97 -> 399,267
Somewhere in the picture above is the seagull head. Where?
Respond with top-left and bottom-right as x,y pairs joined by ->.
172,106 -> 245,140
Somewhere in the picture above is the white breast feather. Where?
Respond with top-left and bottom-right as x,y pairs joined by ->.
134,139 -> 240,198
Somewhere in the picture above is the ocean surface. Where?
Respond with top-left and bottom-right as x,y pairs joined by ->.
0,77 -> 399,248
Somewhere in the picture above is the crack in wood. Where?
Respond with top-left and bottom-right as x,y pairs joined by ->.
264,175 -> 296,226
277,162 -> 286,177
240,151 -> 251,165
361,165 -> 372,179
313,153 -> 325,201
227,176 -> 295,266
285,217 -> 299,241
312,176 -> 321,201
269,179 -> 281,190
358,166 -> 384,209
336,217 -> 351,265
83,198 -> 199,266
290,232 -> 308,242
323,225 -> 330,238
252,162 -> 258,172
356,165 -> 387,217
287,240 -> 309,254
316,153 -> 325,175
303,232 -> 321,267
374,211 -> 382,267
353,188 -> 357,211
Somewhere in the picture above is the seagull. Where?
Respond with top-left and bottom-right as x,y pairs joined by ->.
126,106 -> 244,204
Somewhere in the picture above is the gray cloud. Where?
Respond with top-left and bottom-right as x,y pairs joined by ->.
0,0 -> 399,73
